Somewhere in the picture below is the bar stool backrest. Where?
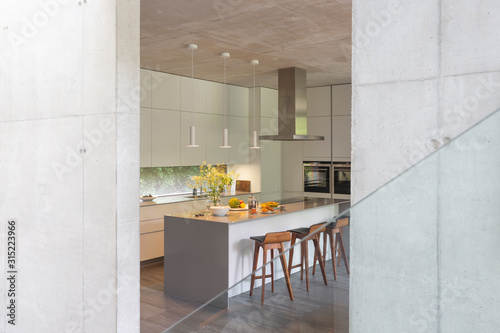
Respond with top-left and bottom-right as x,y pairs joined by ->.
334,217 -> 349,229
263,231 -> 291,244
309,222 -> 327,234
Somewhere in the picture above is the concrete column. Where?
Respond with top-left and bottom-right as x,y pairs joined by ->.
0,1 -> 139,332
351,0 -> 500,332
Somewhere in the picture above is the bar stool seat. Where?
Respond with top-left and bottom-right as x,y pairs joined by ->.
249,231 -> 293,305
288,223 -> 328,292
313,216 -> 350,280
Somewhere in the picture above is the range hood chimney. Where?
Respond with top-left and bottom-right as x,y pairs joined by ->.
260,67 -> 324,141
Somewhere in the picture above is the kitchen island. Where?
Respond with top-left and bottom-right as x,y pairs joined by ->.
163,198 -> 349,308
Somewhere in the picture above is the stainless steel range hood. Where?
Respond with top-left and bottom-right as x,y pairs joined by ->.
260,67 -> 324,141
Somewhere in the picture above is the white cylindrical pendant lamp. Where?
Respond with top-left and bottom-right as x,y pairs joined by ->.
220,128 -> 231,148
186,126 -> 199,148
249,130 -> 260,149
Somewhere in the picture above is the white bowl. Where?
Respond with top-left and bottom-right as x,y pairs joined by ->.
210,206 -> 229,216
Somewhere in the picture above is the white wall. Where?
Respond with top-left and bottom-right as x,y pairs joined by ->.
351,0 -> 500,331
0,1 -> 140,332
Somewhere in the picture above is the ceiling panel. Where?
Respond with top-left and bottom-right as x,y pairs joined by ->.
140,0 -> 352,88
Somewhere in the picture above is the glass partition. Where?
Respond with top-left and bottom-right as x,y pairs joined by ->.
153,109 -> 500,333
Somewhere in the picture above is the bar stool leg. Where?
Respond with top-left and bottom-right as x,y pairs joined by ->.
304,240 -> 309,291
261,246 -> 267,306
328,229 -> 338,280
338,231 -> 350,274
288,234 -> 296,278
271,249 -> 275,293
313,234 -> 328,286
278,244 -> 294,301
249,242 -> 260,296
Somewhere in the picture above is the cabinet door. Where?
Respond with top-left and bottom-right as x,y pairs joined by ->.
151,109 -> 181,166
140,69 -> 152,108
307,86 -> 331,116
302,116 -> 331,160
181,76 -> 206,113
151,71 -> 181,110
180,112 -> 207,166
229,85 -> 249,116
140,108 -> 152,167
206,114 -> 228,165
332,115 -> 351,160
283,141 -> 303,193
331,84 -> 351,116
228,116 -> 249,164
206,81 -> 225,115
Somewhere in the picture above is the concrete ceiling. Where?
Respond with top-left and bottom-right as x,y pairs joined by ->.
140,0 -> 352,89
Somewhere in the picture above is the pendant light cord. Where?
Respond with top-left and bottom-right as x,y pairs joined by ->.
224,55 -> 227,129
191,47 -> 194,124
253,62 -> 256,131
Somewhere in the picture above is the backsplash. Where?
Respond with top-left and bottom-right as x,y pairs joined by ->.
140,166 -> 199,196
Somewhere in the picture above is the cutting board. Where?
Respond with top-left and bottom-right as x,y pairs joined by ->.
235,180 -> 251,192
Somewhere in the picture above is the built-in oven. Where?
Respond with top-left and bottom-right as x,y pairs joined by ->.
332,162 -> 351,195
303,161 -> 331,193
303,161 -> 351,195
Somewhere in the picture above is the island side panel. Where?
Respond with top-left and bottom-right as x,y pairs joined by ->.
164,216 -> 229,308
227,203 -> 339,297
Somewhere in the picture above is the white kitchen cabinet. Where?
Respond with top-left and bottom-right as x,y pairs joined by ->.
260,88 -> 278,118
180,76 -> 206,113
228,116 -> 249,165
140,108 -> 152,167
180,112 -> 207,166
302,116 -> 331,160
140,69 -> 152,108
151,109 -> 181,166
140,201 -> 194,261
151,71 -> 181,110
332,115 -> 351,160
229,85 -> 249,116
331,84 -> 351,116
205,114 -> 229,165
206,81 -> 225,115
307,86 -> 331,116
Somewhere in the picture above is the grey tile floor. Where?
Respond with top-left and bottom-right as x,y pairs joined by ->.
141,259 -> 349,333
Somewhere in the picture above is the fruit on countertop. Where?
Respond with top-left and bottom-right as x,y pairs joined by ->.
264,201 -> 279,207
240,202 -> 246,208
229,198 -> 240,208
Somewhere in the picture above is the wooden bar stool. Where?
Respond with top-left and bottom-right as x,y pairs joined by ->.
249,231 -> 294,306
313,217 -> 350,280
287,223 -> 328,291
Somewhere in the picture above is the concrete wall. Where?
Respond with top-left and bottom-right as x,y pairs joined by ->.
351,0 -> 500,332
0,1 -> 140,332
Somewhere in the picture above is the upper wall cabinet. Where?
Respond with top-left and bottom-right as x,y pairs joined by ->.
307,86 -> 331,117
140,69 -> 152,108
332,115 -> 351,160
229,85 -> 249,116
140,108 -> 152,167
228,116 -> 249,165
332,84 -> 351,116
151,72 -> 181,110
205,113 -> 229,165
151,109 -> 181,167
206,81 -> 225,115
260,88 -> 278,118
180,76 -> 206,113
302,116 -> 332,160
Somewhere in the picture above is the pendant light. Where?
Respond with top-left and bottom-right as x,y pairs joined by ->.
186,43 -> 199,148
219,52 -> 231,149
249,59 -> 260,149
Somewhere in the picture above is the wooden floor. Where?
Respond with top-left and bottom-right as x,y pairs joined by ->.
141,259 -> 349,333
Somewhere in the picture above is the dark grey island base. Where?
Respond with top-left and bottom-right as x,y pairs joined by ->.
164,197 -> 348,308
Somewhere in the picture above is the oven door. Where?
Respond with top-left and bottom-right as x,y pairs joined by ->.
303,162 -> 331,193
333,166 -> 351,195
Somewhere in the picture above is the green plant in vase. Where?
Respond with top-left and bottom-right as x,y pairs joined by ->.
187,161 -> 238,207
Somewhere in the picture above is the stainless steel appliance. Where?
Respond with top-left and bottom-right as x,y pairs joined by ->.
303,162 -> 331,193
303,161 -> 351,195
332,162 -> 351,195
